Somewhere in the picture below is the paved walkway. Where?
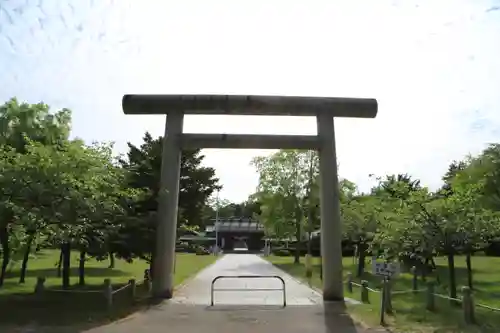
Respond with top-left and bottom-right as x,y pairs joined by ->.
173,253 -> 322,306
84,254 -> 384,333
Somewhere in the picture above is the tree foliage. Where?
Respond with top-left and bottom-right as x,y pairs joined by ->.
251,150 -> 320,263
0,98 -> 222,289
250,148 -> 500,299
111,132 -> 221,268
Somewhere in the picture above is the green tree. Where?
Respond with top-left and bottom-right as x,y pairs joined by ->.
371,174 -> 439,280
1,139 -> 137,288
252,150 -> 319,264
441,160 -> 467,195
443,182 -> 499,289
115,132 -> 221,271
453,145 -> 500,256
64,142 -> 141,286
0,98 -> 71,286
205,197 -> 263,222
342,195 -> 382,277
380,181 -> 496,299
0,97 -> 71,151
121,132 -> 221,226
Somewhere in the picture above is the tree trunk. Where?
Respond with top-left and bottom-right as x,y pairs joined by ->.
149,240 -> 156,280
294,224 -> 301,265
149,261 -> 154,281
306,209 -> 313,257
466,252 -> 473,290
293,206 -> 302,265
19,234 -> 35,283
149,255 -> 155,281
422,258 -> 430,282
0,225 -> 10,287
447,253 -> 457,302
306,153 -> 314,258
430,257 -> 437,269
307,233 -> 312,257
61,242 -> 71,289
356,243 -> 366,277
108,252 -> 115,269
56,247 -> 63,277
429,257 -> 440,284
79,251 -> 86,286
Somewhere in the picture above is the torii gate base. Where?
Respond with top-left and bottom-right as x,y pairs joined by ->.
122,94 -> 378,302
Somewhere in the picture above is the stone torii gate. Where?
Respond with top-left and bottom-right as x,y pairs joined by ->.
122,94 -> 378,301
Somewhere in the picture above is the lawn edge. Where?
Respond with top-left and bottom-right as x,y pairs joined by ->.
174,254 -> 224,293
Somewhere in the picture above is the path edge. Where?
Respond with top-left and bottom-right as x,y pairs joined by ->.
174,254 -> 225,293
99,254 -> 225,327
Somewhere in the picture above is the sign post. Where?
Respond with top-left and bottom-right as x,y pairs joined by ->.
372,257 -> 398,324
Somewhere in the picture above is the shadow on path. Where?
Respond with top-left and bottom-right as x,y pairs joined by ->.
83,302 -> 380,333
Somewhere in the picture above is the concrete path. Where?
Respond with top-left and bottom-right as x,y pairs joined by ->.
173,253 -> 322,306
84,254 -> 384,333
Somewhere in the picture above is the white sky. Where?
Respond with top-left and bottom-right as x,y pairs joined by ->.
1,0 -> 500,202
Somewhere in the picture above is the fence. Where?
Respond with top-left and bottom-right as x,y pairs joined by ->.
33,269 -> 153,310
345,269 -> 500,326
210,275 -> 286,307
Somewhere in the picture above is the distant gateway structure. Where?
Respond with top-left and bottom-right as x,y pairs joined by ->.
205,218 -> 265,251
122,94 -> 378,302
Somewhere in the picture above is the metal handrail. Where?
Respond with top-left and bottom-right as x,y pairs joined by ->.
210,275 -> 286,307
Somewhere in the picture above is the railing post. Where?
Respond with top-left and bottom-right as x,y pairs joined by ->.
280,276 -> 287,307
346,272 -> 353,293
461,286 -> 475,324
361,280 -> 369,303
411,266 -> 418,293
426,281 -> 435,311
34,276 -> 46,296
380,278 -> 387,325
129,279 -> 137,300
211,277 -> 218,306
104,278 -> 113,310
384,277 -> 393,314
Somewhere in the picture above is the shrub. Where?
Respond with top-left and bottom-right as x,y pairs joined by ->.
175,241 -> 194,253
485,241 -> 500,257
195,246 -> 210,256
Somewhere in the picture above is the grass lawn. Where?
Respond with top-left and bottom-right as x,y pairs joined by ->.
1,250 -> 217,295
0,250 -> 219,328
267,255 -> 500,333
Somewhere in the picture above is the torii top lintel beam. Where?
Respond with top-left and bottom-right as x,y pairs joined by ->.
122,94 -> 378,118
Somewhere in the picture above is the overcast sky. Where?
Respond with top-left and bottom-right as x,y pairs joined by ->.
1,0 -> 500,202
